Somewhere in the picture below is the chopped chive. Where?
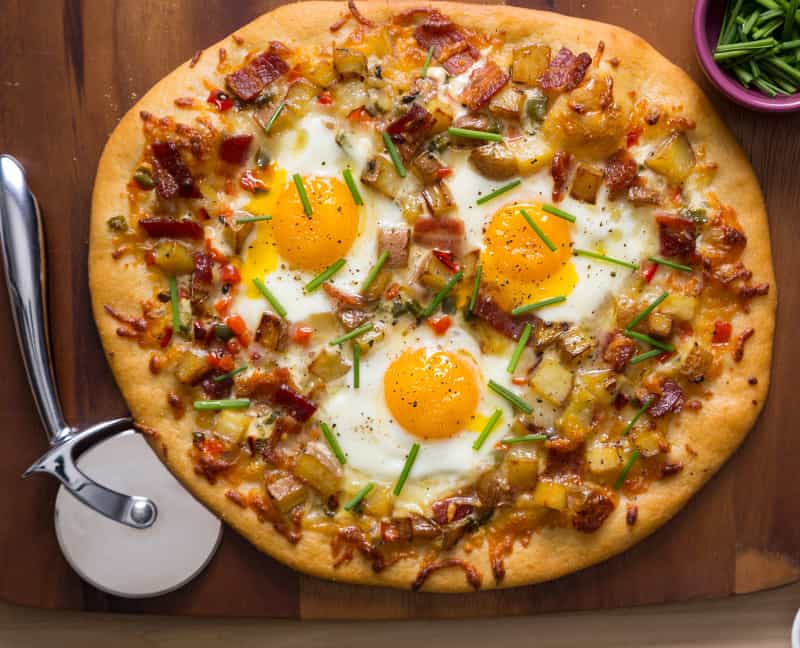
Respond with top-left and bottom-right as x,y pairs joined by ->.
758,9 -> 784,25
344,482 -> 375,511
393,443 -> 420,496
383,132 -> 407,178
754,77 -> 779,95
420,270 -> 463,319
252,277 -> 287,317
629,349 -> 663,365
614,450 -> 641,490
714,49 -> 750,61
488,380 -> 533,414
507,323 -> 532,374
446,126 -> 504,142
421,45 -> 435,77
352,342 -> 361,389
783,0 -> 798,38
743,9 -> 761,35
542,203 -> 577,223
305,258 -> 346,293
320,422 -> 347,465
626,291 -> 669,331
722,0 -> 745,45
622,398 -> 654,436
361,250 -> 390,293
780,38 -> 800,48
236,215 -> 272,224
169,275 -> 183,333
501,434 -> 548,444
292,173 -> 313,216
263,101 -> 285,134
511,295 -> 566,316
342,168 -> 363,205
520,208 -> 557,252
574,249 -> 639,270
213,365 -> 248,382
648,256 -> 693,272
193,398 -> 251,410
468,263 -> 482,313
472,409 -> 502,451
475,179 -> 521,205
717,37 -> 778,51
766,54 -> 800,80
330,322 -> 373,346
623,329 -> 675,352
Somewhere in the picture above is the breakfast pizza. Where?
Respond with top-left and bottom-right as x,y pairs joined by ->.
89,1 -> 775,591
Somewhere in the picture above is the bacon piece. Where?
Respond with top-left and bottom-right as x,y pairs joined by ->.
539,47 -> 592,92
386,103 -> 434,147
412,215 -> 464,254
603,331 -> 637,372
738,282 -> 769,299
193,251 -> 213,283
431,496 -> 476,525
733,327 -> 754,362
333,526 -> 385,572
649,379 -> 684,417
460,61 -> 509,111
200,375 -> 232,399
572,490 -> 615,533
139,218 -> 203,240
225,47 -> 289,101
472,293 -> 539,342
412,558 -> 482,591
347,0 -> 374,26
380,518 -> 413,544
412,10 -> 480,75
219,134 -> 253,165
661,462 -> 684,477
603,149 -> 638,193
657,213 -> 697,258
378,226 -> 411,268
151,141 -> 201,199
551,151 -> 572,202
273,383 -> 317,422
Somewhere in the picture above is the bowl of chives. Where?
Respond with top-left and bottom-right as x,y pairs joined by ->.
694,0 -> 800,111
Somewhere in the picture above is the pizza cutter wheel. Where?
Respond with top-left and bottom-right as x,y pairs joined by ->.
0,154 -> 222,598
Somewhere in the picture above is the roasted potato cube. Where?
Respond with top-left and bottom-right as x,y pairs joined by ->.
512,44 -> 551,86
174,350 -> 212,384
417,253 -> 453,291
560,327 -> 595,359
646,310 -> 672,338
398,191 -> 426,224
308,348 -> 350,380
633,429 -> 667,457
468,143 -> 518,180
506,136 -> 553,176
529,355 -> 574,405
449,114 -> 500,146
153,241 -> 195,276
255,312 -> 289,351
532,480 -> 567,511
586,445 -> 623,474
267,80 -> 318,132
645,132 -> 696,184
333,78 -> 368,114
215,410 -> 252,444
569,163 -> 604,204
503,446 -> 539,489
267,475 -> 308,513
356,325 -> 385,355
488,87 -> 525,120
334,48 -> 367,77
680,342 -> 712,383
361,155 -> 404,199
362,485 -> 394,518
298,58 -> 337,88
660,293 -> 697,322
294,444 -> 343,497
421,182 -> 455,215
425,98 -> 454,134
411,151 -> 447,184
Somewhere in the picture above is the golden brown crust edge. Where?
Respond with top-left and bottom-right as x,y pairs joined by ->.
89,1 -> 776,592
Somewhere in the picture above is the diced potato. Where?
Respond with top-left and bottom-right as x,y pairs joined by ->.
308,348 -> 350,380
298,58 -> 337,88
586,445 -> 623,474
633,429 -> 667,457
398,191 -> 426,224
294,444 -> 343,497
646,310 -> 672,338
333,78 -> 368,114
511,44 -> 551,86
506,136 -> 553,176
579,369 -> 616,406
267,475 -> 308,513
421,182 -> 455,215
362,485 -> 394,518
412,151 -> 446,185
529,355 -> 574,405
369,86 -> 393,113
425,98 -> 454,134
215,410 -> 252,444
356,325 -> 385,355
645,132 -> 696,184
417,253 -> 453,291
503,446 -> 539,489
334,48 -> 367,77
358,29 -> 392,57
361,155 -> 404,199
680,342 -> 712,383
449,114 -> 500,146
532,480 -> 567,511
569,163 -> 604,204
174,350 -> 211,385
488,87 -> 525,120
660,294 -> 697,322
153,241 -> 195,276
559,327 -> 595,359
469,143 -> 518,180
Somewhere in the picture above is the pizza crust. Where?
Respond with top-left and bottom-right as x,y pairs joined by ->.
89,1 -> 776,591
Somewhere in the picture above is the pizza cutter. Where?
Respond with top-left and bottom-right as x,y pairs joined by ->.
0,154 -> 222,597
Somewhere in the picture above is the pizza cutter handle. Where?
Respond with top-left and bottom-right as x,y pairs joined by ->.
0,155 -> 72,445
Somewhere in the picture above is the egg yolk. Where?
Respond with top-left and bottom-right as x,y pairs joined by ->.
481,202 -> 577,311
384,349 -> 480,440
271,175 -> 359,271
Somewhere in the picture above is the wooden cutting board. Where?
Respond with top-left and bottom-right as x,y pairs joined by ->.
1,0 -> 798,620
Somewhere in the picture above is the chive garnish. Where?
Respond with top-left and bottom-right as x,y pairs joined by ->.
353,342 -> 361,389
469,264 -> 482,313
292,173 -> 313,217
629,349 -> 663,365
626,291 -> 669,331
393,443 -> 420,496
447,127 -> 504,142
383,132 -> 407,178
342,168 -> 363,206
193,398 -> 251,410
305,258 -> 346,293
622,398 -> 654,436
574,249 -> 640,270
344,482 -> 375,511
511,295 -> 566,316
623,330 -> 675,352
542,203 -> 577,223
320,422 -> 346,465
475,179 -> 521,205
236,215 -> 272,224
263,101 -> 285,134
169,275 -> 183,333
421,45 -> 435,78
252,277 -> 287,317
501,434 -> 548,444
213,365 -> 248,382
420,270 -> 463,319
520,207 -> 557,252
472,409 -> 502,451
330,322 -> 373,346
507,323 -> 532,373
361,250 -> 390,293
649,256 -> 693,272
614,450 -> 641,490
488,380 -> 533,414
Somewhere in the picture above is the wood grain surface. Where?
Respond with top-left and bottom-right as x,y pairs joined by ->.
0,0 -> 798,619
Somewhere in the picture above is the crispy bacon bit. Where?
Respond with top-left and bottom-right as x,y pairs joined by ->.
239,170 -> 267,193
412,9 -> 480,75
225,489 -> 246,507
167,391 -> 185,418
431,496 -> 475,525
151,141 -> 201,199
333,526 -> 385,572
192,251 -> 213,283
381,518 -> 414,544
225,46 -> 289,101
273,383 -> 317,422
649,379 -> 684,417
661,462 -> 684,477
159,326 -> 173,348
539,47 -> 592,92
412,558 -> 482,591
626,503 -> 638,525
174,97 -> 194,108
386,103 -> 434,146
628,180 -> 662,206
738,282 -> 769,299
604,149 -> 638,193
733,327 -> 754,362
189,49 -> 203,68
347,0 -> 374,26
656,213 -> 696,258
412,215 -> 465,254
551,151 -> 572,202
712,320 -> 732,344
572,490 -> 615,533
322,282 -> 368,307
473,293 -> 538,342
250,494 -> 302,544
194,452 -> 236,484
104,304 -> 147,332
139,217 -> 203,240
219,134 -> 253,165
713,261 -> 751,285
460,61 -> 509,111
378,226 -> 411,268
603,331 -> 637,372
329,12 -> 350,31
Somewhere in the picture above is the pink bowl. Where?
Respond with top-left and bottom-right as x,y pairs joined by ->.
693,0 -> 800,112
